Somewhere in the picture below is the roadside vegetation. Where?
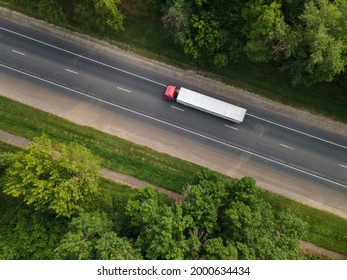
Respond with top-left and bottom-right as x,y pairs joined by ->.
1,0 -> 346,122
0,97 -> 346,258
0,138 -> 325,259
0,97 -> 198,192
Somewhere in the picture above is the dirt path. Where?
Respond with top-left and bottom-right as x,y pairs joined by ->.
299,241 -> 346,260
0,130 -> 181,201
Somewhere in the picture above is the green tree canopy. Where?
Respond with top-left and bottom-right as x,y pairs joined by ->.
182,169 -> 226,237
242,0 -> 290,62
125,187 -> 195,259
125,187 -> 169,234
135,203 -> 194,259
55,211 -> 141,259
124,173 -> 306,260
161,0 -> 346,85
184,10 -> 224,59
162,0 -> 191,45
0,196 -> 67,260
74,0 -> 124,33
3,135 -> 101,218
283,0 -> 347,85
201,237 -> 238,260
221,177 -> 307,259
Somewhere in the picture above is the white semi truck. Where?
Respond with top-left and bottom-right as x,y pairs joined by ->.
164,85 -> 247,123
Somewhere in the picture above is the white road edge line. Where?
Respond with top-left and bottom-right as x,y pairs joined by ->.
171,106 -> 184,112
117,87 -> 131,93
224,124 -> 239,131
280,144 -> 295,150
2,64 -> 346,190
65,68 -> 79,75
1,27 -> 166,87
247,113 -> 347,150
12,49 -> 25,56
339,164 -> 347,169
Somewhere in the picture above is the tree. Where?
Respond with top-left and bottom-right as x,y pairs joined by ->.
162,0 -> 247,63
55,211 -> 141,259
184,10 -> 224,59
221,177 -> 306,259
95,231 -> 142,260
162,0 -> 191,45
283,0 -> 347,85
0,194 -> 67,260
224,176 -> 259,206
4,135 -> 101,218
74,0 -> 124,33
125,187 -> 195,259
272,212 -> 307,259
201,237 -> 238,260
36,0 -> 67,25
223,200 -> 276,259
0,152 -> 11,176
124,174 -> 305,260
125,187 -> 169,235
135,204 -> 193,259
182,169 -> 226,237
242,0 -> 290,62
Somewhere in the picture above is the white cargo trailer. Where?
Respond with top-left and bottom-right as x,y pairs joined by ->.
164,85 -> 247,123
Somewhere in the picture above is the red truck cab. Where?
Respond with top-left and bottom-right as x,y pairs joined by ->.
164,85 -> 179,101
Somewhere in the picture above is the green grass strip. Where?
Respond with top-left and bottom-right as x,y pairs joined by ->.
261,190 -> 347,255
0,96 -> 199,192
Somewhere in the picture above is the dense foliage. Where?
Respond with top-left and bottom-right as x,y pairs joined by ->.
124,171 -> 306,259
5,0 -> 123,33
159,0 -> 347,86
4,0 -> 346,86
3,135 -> 101,218
0,140 -> 306,259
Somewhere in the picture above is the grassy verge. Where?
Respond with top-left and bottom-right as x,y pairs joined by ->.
0,96 -> 199,192
0,141 -> 20,153
0,140 -> 138,222
261,191 -> 347,255
1,97 -> 347,255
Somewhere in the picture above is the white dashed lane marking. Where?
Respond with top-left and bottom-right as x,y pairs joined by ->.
117,87 -> 132,93
12,49 -> 25,56
171,106 -> 184,112
65,68 -> 79,75
280,144 -> 295,150
224,124 -> 239,131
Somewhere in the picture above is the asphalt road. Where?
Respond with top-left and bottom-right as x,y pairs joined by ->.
1,19 -> 347,214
